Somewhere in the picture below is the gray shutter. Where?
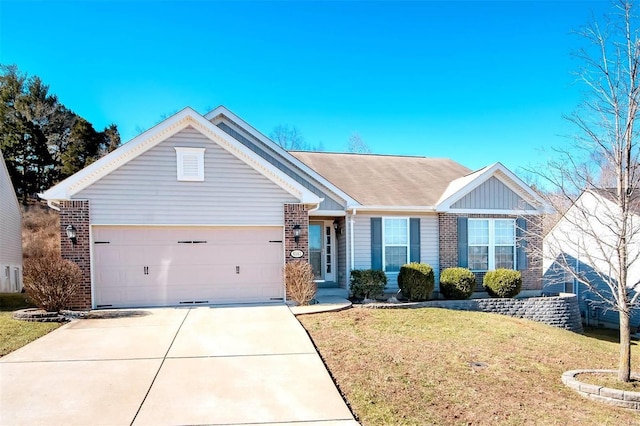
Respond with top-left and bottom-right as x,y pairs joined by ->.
457,217 -> 468,268
371,217 -> 383,270
516,217 -> 528,270
409,218 -> 420,263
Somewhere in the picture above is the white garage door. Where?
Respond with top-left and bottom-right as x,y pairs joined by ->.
93,226 -> 284,308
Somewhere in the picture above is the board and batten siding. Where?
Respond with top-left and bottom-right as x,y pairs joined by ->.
451,176 -> 535,210
0,153 -> 22,292
352,213 -> 439,290
76,126 -> 298,225
215,120 -> 344,211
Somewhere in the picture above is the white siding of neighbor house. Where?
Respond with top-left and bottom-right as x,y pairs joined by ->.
75,126 -> 299,225
352,213 -> 439,291
215,120 -> 345,211
0,153 -> 22,292
543,191 -> 640,331
452,176 -> 535,210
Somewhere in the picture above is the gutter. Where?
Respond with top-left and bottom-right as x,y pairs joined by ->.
352,205 -> 437,212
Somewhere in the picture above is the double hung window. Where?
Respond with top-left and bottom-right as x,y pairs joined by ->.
468,219 -> 515,271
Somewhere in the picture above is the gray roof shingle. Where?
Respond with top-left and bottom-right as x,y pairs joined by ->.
290,151 -> 472,206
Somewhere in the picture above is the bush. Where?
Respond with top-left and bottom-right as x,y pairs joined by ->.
23,256 -> 82,312
284,261 -> 316,306
350,269 -> 387,299
0,293 -> 32,310
439,267 -> 476,300
483,269 -> 522,298
398,263 -> 434,301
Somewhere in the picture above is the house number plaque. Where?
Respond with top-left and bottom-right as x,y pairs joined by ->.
290,249 -> 304,258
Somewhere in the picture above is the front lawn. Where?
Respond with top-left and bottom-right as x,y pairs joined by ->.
299,308 -> 640,425
0,297 -> 60,357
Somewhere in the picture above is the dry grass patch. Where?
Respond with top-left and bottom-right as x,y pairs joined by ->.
22,204 -> 60,259
299,308 -> 640,425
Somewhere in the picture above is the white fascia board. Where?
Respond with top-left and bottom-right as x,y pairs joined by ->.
205,105 -> 359,206
349,205 -> 437,213
441,208 -> 542,215
436,162 -> 549,213
41,107 -> 320,205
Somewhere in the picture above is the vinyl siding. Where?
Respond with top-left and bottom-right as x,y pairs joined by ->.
353,213 -> 439,291
76,126 -> 298,225
452,176 -> 535,210
0,154 -> 22,292
215,120 -> 345,211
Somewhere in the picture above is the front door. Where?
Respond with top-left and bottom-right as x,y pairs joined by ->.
309,221 -> 335,282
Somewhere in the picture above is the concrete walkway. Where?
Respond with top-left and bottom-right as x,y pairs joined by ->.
0,306 -> 357,426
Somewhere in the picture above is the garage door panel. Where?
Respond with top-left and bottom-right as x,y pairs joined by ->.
93,226 -> 284,308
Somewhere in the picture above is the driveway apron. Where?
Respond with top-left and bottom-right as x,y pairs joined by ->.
0,306 -> 357,425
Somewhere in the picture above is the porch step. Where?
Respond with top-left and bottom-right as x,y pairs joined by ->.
317,287 -> 349,299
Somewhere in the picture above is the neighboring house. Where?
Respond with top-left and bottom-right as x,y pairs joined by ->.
0,150 -> 23,293
543,189 -> 640,330
40,106 -> 547,309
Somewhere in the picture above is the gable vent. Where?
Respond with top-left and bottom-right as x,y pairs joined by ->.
175,147 -> 205,181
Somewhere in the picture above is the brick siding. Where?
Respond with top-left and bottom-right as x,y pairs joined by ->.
60,200 -> 92,310
284,204 -> 309,263
438,212 -> 543,291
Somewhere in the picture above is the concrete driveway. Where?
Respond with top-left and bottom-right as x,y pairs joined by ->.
0,305 -> 357,425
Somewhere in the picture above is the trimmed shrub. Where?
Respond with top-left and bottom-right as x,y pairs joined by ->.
350,269 -> 387,300
284,261 -> 316,306
439,267 -> 476,300
398,263 -> 434,301
0,293 -> 32,310
23,256 -> 82,312
483,268 -> 522,298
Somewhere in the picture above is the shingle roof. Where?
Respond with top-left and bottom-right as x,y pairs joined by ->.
289,151 -> 472,206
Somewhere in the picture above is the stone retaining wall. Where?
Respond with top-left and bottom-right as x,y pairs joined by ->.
562,369 -> 640,410
361,293 -> 583,333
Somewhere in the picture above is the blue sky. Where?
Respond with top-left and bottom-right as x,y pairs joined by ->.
0,0 -> 609,176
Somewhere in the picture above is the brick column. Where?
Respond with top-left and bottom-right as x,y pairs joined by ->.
438,213 -> 459,270
284,204 -> 309,263
60,200 -> 92,310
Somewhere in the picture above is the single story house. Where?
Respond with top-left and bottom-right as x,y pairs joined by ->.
543,189 -> 640,330
0,150 -> 23,293
40,106 -> 547,309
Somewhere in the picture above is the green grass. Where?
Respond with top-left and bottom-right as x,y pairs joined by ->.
0,295 -> 59,357
299,308 -> 640,426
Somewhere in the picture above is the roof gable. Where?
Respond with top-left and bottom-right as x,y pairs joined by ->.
40,108 -> 321,204
205,106 -> 358,207
436,162 -> 548,214
0,150 -> 20,213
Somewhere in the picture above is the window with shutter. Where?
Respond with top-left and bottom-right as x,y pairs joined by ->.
175,147 -> 205,181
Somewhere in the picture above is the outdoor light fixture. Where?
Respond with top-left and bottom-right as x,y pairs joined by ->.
293,224 -> 301,244
65,224 -> 77,245
333,219 -> 341,235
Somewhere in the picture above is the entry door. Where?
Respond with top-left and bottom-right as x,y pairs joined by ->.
308,221 -> 335,282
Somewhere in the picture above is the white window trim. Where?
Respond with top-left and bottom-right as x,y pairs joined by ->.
382,217 -> 410,273
468,218 -> 516,272
175,147 -> 205,181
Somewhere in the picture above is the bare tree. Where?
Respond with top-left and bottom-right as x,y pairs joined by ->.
537,0 -> 640,382
347,132 -> 372,153
270,124 -> 308,150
